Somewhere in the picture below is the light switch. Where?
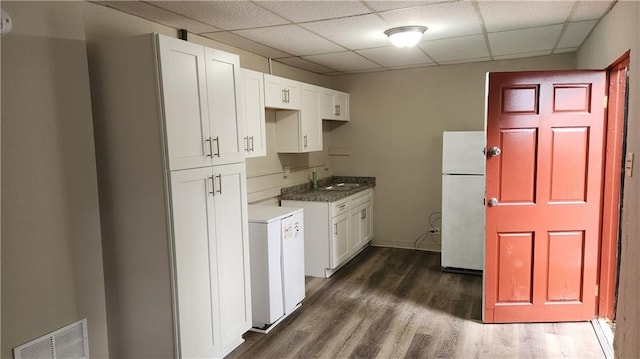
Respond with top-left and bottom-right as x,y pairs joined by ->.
625,152 -> 634,177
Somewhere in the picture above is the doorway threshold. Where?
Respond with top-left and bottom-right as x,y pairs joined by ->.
591,318 -> 614,359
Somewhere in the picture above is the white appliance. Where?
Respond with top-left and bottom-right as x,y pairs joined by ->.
247,205 -> 305,332
441,131 -> 485,272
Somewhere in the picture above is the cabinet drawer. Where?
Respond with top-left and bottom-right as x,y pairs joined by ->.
331,198 -> 350,216
351,189 -> 372,207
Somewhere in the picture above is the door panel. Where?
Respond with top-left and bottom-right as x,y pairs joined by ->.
498,128 -> 538,203
485,71 -> 606,323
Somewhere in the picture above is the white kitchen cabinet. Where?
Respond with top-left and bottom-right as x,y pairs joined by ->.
275,84 -> 323,153
241,69 -> 266,157
321,89 -> 350,121
282,188 -> 374,278
88,33 -> 251,359
264,74 -> 301,110
170,163 -> 251,358
158,35 -> 244,170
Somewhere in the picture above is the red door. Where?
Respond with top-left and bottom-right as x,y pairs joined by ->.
484,71 -> 606,323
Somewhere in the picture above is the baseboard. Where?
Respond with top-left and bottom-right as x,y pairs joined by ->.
370,240 -> 441,253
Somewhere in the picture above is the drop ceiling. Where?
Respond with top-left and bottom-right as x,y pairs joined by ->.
94,0 -> 616,75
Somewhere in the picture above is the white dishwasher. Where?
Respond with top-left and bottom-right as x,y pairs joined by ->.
247,205 -> 305,333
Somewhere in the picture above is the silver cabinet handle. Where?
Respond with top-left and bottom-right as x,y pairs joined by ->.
215,174 -> 222,195
207,175 -> 215,196
339,203 -> 347,209
304,135 -> 308,148
249,136 -> 255,152
361,209 -> 366,219
212,136 -> 220,157
244,136 -> 249,152
281,88 -> 286,103
286,88 -> 290,103
205,137 -> 213,158
334,223 -> 338,235
334,105 -> 340,116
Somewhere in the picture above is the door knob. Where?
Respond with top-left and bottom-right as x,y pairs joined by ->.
487,146 -> 501,157
487,197 -> 498,207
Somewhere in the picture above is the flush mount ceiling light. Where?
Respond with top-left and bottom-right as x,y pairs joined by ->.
384,26 -> 427,48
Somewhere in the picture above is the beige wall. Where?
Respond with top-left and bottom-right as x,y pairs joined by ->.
577,1 -> 640,357
1,2 -> 109,358
329,54 -> 576,251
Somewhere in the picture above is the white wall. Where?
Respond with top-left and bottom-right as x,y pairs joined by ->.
577,1 -> 640,357
329,54 -> 576,251
1,2 -> 108,358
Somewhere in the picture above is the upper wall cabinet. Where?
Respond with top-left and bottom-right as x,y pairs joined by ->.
241,69 -> 266,158
275,84 -> 323,153
264,74 -> 301,110
158,35 -> 244,170
321,89 -> 350,121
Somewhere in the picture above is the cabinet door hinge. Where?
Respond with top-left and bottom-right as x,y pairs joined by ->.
604,96 -> 608,109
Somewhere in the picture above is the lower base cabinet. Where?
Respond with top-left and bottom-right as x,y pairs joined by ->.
283,188 -> 373,278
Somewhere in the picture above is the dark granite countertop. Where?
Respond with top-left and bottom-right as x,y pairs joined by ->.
280,176 -> 376,202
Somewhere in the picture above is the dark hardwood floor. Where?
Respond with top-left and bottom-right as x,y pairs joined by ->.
229,247 -> 605,359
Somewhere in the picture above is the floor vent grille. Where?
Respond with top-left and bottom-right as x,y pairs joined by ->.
14,319 -> 89,359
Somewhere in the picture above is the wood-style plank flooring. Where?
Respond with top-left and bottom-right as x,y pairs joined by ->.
229,247 -> 605,359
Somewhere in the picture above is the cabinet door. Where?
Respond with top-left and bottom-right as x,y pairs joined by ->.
158,36 -> 212,171
205,48 -> 245,165
333,92 -> 349,121
211,163 -> 252,349
331,212 -> 350,268
349,204 -> 364,253
320,91 -> 336,120
170,167 -> 220,358
264,74 -> 300,110
300,85 -> 323,152
242,69 -> 266,157
362,201 -> 373,243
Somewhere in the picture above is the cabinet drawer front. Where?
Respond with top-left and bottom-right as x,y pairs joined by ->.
331,198 -> 350,216
350,189 -> 372,207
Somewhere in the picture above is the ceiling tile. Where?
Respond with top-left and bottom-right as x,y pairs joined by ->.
235,25 -> 346,56
570,1 -> 615,22
356,46 -> 433,67
365,1 -> 450,12
380,1 -> 482,41
301,14 -> 391,50
201,32 -> 291,59
419,34 -> 489,63
489,24 -> 563,56
274,57 -> 336,74
302,52 -> 382,72
149,1 -> 290,30
478,1 -> 573,32
557,20 -> 598,49
99,1 -> 221,33
255,1 -> 371,22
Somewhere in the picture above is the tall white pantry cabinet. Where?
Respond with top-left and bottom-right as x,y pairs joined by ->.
88,34 -> 251,358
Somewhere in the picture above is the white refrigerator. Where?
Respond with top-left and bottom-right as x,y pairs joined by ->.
441,131 -> 485,272
248,205 -> 305,332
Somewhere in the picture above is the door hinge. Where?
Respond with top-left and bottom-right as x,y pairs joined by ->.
603,95 -> 608,108
595,284 -> 599,297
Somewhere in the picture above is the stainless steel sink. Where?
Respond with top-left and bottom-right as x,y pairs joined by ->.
318,183 -> 360,191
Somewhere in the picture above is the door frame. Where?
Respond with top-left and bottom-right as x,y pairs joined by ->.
598,50 -> 630,319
